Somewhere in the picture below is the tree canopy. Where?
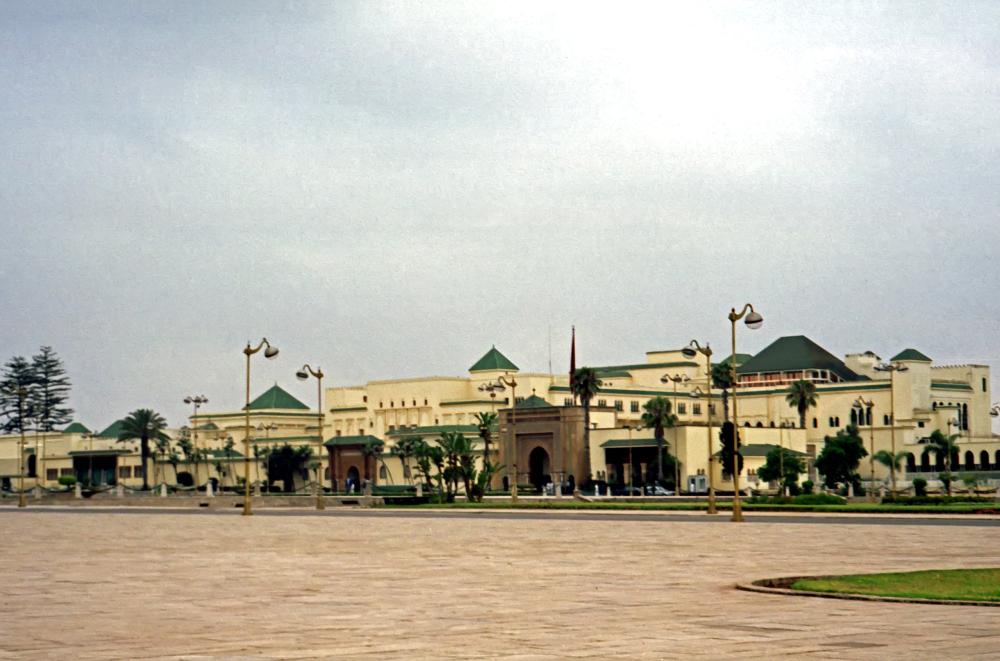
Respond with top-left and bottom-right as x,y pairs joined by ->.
814,425 -> 868,489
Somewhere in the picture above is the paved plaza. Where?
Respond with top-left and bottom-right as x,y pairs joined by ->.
2,508 -> 999,659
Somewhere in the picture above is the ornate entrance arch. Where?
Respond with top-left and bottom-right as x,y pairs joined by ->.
529,446 -> 550,489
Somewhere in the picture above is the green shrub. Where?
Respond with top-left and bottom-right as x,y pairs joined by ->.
884,495 -> 990,506
57,475 -> 77,487
913,478 -> 928,497
801,480 -> 814,495
792,493 -> 846,505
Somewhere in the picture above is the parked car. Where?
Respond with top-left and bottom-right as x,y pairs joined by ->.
644,485 -> 674,496
613,485 -> 643,496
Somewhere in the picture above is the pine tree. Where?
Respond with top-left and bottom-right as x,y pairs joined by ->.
0,356 -> 37,433
31,346 -> 73,432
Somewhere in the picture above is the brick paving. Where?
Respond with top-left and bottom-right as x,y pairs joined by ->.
1,509 -> 999,659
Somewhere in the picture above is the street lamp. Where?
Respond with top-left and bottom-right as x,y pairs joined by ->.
242,338 -> 279,516
874,361 -> 908,496
183,395 -> 208,489
660,372 -> 690,494
296,364 -> 326,511
683,340 -> 717,514
480,373 -> 518,501
853,396 -> 876,501
728,303 -> 763,522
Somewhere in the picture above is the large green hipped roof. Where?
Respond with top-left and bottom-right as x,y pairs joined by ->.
469,346 -> 519,373
245,384 -> 310,411
891,348 -> 932,362
736,336 -> 866,382
63,422 -> 91,434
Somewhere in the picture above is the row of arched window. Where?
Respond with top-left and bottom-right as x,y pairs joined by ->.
907,449 -> 997,472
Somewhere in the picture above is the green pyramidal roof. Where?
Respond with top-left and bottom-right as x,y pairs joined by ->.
245,384 -> 310,411
97,419 -> 125,438
469,346 -> 519,373
63,422 -> 91,434
891,348 -> 932,363
516,394 -> 554,409
737,336 -> 865,382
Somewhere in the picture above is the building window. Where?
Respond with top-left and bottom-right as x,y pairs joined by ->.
812,417 -> 818,428
597,399 -> 607,407
564,398 -> 573,406
614,400 -> 623,411
918,421 -> 925,428
119,466 -> 131,478
46,468 -> 58,480
335,430 -> 342,437
390,401 -> 394,408
388,425 -> 395,432
379,401 -> 383,408
363,395 -> 367,403
677,403 -> 687,414
884,414 -> 890,425
693,403 -> 702,415
379,465 -> 387,480
709,404 -> 716,415
134,467 -> 144,478
515,396 -> 524,404
60,468 -> 73,477
424,398 -> 428,406
829,417 -> 835,427
983,377 -> 988,393
630,401 -> 640,413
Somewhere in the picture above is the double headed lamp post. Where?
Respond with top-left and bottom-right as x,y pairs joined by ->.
183,395 -> 208,488
660,372 -> 690,494
296,364 -> 326,511
728,303 -> 764,523
873,361 -> 907,496
479,373 -> 518,502
853,396 -> 875,502
243,338 -> 278,516
682,339 -> 718,514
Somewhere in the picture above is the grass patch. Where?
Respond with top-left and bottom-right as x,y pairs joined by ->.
791,568 -> 1000,602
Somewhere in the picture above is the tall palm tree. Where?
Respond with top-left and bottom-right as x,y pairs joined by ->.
785,380 -> 818,430
641,396 -> 676,482
923,429 -> 960,496
474,411 -> 498,481
872,449 -> 907,496
390,436 -> 420,484
117,409 -> 169,491
711,362 -> 733,423
570,367 -> 603,485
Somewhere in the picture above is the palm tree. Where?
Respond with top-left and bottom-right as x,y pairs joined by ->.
923,429 -> 960,496
360,438 -> 384,488
474,411 -> 498,484
785,380 -> 818,429
117,409 -> 169,491
641,396 -> 676,483
872,449 -> 907,496
711,362 -> 733,423
153,435 -> 170,487
390,436 -> 419,484
570,367 -> 603,486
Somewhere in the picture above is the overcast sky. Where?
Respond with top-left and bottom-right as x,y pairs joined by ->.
2,1 -> 999,431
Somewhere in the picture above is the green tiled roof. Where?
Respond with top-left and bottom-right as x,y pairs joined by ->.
386,424 -> 480,437
595,369 -> 631,378
469,346 -> 519,373
245,384 -> 309,411
97,419 -> 125,439
324,435 -> 384,447
717,353 -> 753,367
600,438 -> 658,449
68,449 -> 129,457
516,395 -> 554,409
930,381 -> 973,391
206,448 -> 244,458
891,348 -> 932,362
197,422 -> 219,431
739,444 -> 808,458
736,336 -> 865,382
592,361 -> 698,372
63,422 -> 91,434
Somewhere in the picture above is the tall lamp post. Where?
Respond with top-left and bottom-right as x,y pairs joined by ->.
683,340 -> 717,514
242,338 -> 279,516
873,361 -> 908,496
480,373 -> 518,502
853,397 -> 875,502
256,422 -> 277,493
660,373 -> 689,494
183,395 -> 208,488
296,364 -> 326,511
728,303 -> 764,522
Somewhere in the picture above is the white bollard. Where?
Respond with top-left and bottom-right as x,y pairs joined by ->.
116,484 -> 124,498
160,483 -> 167,498
74,483 -> 82,499
206,481 -> 214,497
34,485 -> 42,499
